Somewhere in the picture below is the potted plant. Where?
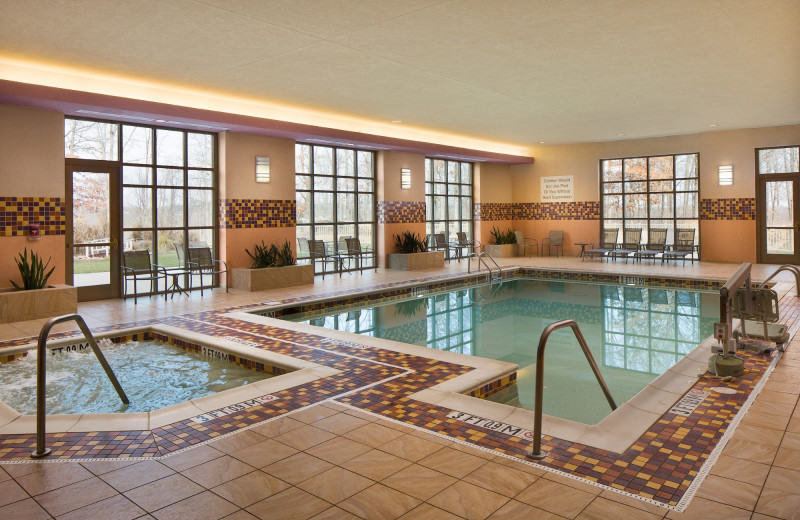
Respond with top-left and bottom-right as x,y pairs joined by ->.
484,227 -> 518,258
231,239 -> 314,291
1,248 -> 76,323
388,231 -> 444,270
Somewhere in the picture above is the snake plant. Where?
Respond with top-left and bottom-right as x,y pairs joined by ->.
10,248 -> 55,290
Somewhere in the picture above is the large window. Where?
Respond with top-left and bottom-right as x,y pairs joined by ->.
600,153 -> 699,254
295,144 -> 375,271
757,146 -> 800,256
66,118 -> 217,270
425,158 -> 474,240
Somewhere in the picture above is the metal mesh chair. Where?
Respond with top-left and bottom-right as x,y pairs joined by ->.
584,229 -> 619,261
662,229 -> 697,265
609,228 -> 642,263
541,230 -> 564,257
634,228 -> 668,262
188,247 -> 228,294
121,250 -> 166,303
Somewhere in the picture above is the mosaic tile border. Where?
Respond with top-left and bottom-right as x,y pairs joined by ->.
468,372 -> 517,399
0,196 -> 66,237
219,199 -> 296,229
377,200 -> 425,224
700,197 -> 756,221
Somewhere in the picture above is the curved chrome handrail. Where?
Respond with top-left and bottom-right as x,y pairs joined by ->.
757,264 -> 800,297
31,314 -> 129,458
528,319 -> 617,460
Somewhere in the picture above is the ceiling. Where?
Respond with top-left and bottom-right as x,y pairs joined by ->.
1,0 -> 799,153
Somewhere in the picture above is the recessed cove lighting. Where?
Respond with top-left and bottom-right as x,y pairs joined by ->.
391,120 -> 403,123
709,124 -> 718,127
539,141 -> 546,144
617,133 -> 625,136
156,119 -> 167,123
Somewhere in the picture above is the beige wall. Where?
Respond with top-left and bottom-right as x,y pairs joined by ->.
0,106 -> 65,288
378,151 -> 425,202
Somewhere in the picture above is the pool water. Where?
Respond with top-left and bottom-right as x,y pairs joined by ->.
0,340 -> 272,414
285,279 -> 718,423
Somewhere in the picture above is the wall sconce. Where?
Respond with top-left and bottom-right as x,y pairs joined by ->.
255,156 -> 270,183
401,168 -> 411,189
718,165 -> 733,186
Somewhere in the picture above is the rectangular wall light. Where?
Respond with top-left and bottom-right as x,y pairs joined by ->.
718,165 -> 733,186
256,156 -> 271,183
401,168 -> 411,189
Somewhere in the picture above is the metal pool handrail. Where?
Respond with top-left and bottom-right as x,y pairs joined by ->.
528,319 -> 617,460
31,314 -> 129,459
469,251 -> 502,281
757,264 -> 800,297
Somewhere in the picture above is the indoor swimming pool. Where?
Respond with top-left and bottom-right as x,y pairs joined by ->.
284,278 -> 719,423
0,339 -> 274,414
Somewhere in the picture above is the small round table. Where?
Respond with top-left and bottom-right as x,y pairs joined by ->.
166,269 -> 191,298
575,242 -> 592,259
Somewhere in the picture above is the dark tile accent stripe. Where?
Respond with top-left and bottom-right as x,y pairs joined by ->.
0,197 -> 66,236
700,198 -> 756,221
377,201 -> 426,224
219,199 -> 296,229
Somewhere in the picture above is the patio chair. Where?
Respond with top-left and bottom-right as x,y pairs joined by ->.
454,232 -> 481,259
296,237 -> 311,264
513,231 -> 538,257
584,229 -> 619,261
345,237 -> 376,272
121,250 -> 167,304
308,239 -> 337,278
662,229 -> 697,265
430,233 -> 456,262
541,230 -> 564,257
609,228 -> 642,263
634,228 -> 668,262
188,246 -> 228,295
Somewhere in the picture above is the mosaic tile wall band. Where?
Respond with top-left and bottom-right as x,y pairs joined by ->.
0,196 -> 65,236
377,200 -> 426,224
476,202 -> 514,221
219,199 -> 296,229
700,198 -> 756,220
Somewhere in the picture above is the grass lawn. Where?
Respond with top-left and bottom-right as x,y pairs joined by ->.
74,252 -> 181,274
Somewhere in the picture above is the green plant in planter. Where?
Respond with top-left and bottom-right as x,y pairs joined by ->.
490,226 -> 517,245
246,239 -> 296,269
394,231 -> 427,254
10,248 -> 55,290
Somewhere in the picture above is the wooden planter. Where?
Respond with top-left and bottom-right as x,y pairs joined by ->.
231,264 -> 314,292
388,251 -> 445,270
483,244 -> 518,258
0,284 -> 77,323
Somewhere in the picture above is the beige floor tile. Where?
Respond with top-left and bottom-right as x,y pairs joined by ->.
665,496 -> 750,519
754,488 -> 800,519
229,438 -> 299,468
210,429 -> 268,454
222,511 -> 260,520
342,448 -> 412,480
262,452 -> 335,485
730,423 -> 785,446
309,506 -> 362,519
721,437 -> 779,465
382,464 -> 457,501
515,478 -> 595,518
297,466 -> 373,504
428,480 -> 510,520
0,465 -> 9,483
379,433 -> 446,461
181,455 -> 255,489
597,489 -> 669,516
15,460 -> 94,495
151,490 -> 238,520
575,496 -> 661,520
398,502 -> 463,519
764,466 -> 800,494
0,478 -> 29,507
339,483 -> 420,520
124,474 -> 204,512
541,471 -> 604,496
57,494 -> 145,520
695,474 -> 761,511
417,445 -> 487,478
343,422 -> 405,447
756,389 -> 799,406
211,470 -> 290,508
0,497 -> 50,519
99,460 -> 175,493
491,455 -> 547,477
739,410 -> 792,430
246,487 -> 330,520
781,430 -> 800,451
462,460 -> 539,497
249,416 -> 304,437
289,405 -> 339,424
274,424 -> 337,451
749,398 -> 796,417
311,412 -> 370,435
486,499 -> 566,519
159,444 -> 224,472
80,458 -> 142,476
35,476 -> 118,517
773,446 -> 800,470
305,436 -> 372,465
708,454 -> 770,487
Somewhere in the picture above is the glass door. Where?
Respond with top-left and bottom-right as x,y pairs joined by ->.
66,164 -> 120,300
757,146 -> 800,264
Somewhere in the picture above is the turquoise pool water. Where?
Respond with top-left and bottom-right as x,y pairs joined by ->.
284,279 -> 718,423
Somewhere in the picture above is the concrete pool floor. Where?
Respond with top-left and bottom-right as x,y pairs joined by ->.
0,256 -> 799,519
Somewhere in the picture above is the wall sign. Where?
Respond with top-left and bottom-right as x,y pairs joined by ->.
541,175 -> 574,202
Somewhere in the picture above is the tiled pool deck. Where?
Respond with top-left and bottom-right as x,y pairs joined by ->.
0,256 -> 799,519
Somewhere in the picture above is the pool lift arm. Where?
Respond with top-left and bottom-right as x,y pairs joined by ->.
709,264 -> 749,377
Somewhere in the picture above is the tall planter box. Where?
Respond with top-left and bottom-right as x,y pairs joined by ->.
231,264 -> 314,292
388,251 -> 444,270
0,284 -> 77,324
483,244 -> 518,258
